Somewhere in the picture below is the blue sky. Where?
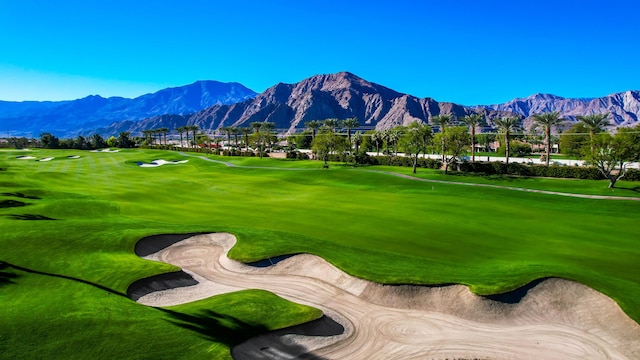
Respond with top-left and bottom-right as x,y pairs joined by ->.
1,0 -> 639,105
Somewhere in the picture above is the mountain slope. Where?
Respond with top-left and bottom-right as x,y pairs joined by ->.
473,91 -> 640,128
1,81 -> 257,137
108,72 -> 510,135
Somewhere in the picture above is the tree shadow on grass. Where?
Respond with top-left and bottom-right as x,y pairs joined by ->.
0,200 -> 29,208
0,260 -> 126,298
616,185 -> 640,193
1,192 -> 41,200
159,308 -> 269,344
5,214 -> 56,220
0,261 -> 20,288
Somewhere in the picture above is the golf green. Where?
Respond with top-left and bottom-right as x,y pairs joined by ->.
1,148 -> 638,358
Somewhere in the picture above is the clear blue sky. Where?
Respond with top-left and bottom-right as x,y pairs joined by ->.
1,0 -> 639,105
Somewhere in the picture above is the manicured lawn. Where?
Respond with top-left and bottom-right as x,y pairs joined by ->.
1,148 -> 638,358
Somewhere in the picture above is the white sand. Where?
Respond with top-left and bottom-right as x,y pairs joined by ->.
138,159 -> 188,167
68,155 -> 81,159
16,156 -> 36,160
137,233 -> 640,359
38,157 -> 54,162
90,149 -> 120,153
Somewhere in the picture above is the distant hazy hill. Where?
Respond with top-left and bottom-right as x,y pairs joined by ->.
1,80 -> 257,137
104,72 -> 510,135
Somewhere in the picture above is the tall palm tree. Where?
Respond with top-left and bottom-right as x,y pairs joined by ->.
176,126 -> 187,149
460,113 -> 485,162
431,114 -> 453,163
220,126 -> 233,150
186,125 -> 199,150
261,122 -> 276,151
370,130 -> 381,155
305,120 -> 322,140
158,127 -> 169,146
531,111 -> 565,166
231,127 -> 240,149
141,130 -> 152,146
576,113 -> 610,154
323,118 -> 339,132
240,127 -> 252,151
352,131 -> 363,156
493,117 -> 520,165
341,117 -> 360,146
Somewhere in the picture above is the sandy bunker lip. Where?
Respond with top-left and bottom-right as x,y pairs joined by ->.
67,155 -> 81,159
137,159 -> 188,167
38,157 -> 54,162
131,233 -> 640,360
16,156 -> 36,160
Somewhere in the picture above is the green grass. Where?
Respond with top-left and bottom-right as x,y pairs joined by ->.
1,148 -> 639,358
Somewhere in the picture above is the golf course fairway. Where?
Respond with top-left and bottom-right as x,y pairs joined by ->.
1,148 -> 639,359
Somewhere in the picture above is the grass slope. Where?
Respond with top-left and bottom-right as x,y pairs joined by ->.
1,149 -> 639,358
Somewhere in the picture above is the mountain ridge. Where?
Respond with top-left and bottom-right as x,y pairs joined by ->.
1,80 -> 258,137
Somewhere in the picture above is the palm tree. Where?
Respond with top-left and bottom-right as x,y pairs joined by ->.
460,113 -> 485,162
239,127 -> 252,151
176,126 -> 187,149
261,122 -> 276,150
371,130 -> 382,156
576,113 -> 610,154
186,125 -> 199,150
493,117 -> 520,165
305,120 -> 322,140
231,127 -> 240,149
141,130 -> 152,146
531,111 -> 565,166
158,127 -> 169,147
220,126 -> 233,151
431,114 -> 453,163
323,118 -> 339,132
341,117 -> 360,147
352,131 -> 363,156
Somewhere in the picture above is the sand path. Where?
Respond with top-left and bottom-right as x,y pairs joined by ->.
136,233 -> 640,360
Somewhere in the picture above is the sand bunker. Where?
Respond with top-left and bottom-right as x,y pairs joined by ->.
137,159 -> 188,168
16,156 -> 36,160
38,157 -> 54,162
133,233 -> 640,359
67,155 -> 81,159
90,149 -> 120,153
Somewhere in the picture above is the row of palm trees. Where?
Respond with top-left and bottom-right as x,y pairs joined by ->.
323,112 -> 611,167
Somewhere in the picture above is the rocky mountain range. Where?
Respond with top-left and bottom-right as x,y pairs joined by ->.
473,91 -> 640,129
0,80 -> 257,137
2,72 -> 639,138
99,72 -> 513,136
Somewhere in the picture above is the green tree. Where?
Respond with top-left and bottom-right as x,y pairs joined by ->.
532,111 -> 565,166
175,126 -> 187,149
186,125 -> 199,150
106,136 -> 117,147
239,127 -> 252,151
589,131 -> 638,188
341,117 -> 360,151
435,126 -> 471,174
576,113 -> 610,154
305,120 -> 322,141
323,118 -> 339,132
559,123 -> 590,157
370,130 -> 382,155
40,133 -> 59,149
116,132 -> 133,148
220,126 -> 233,151
460,113 -> 485,162
431,114 -> 453,163
351,131 -> 363,156
400,122 -> 433,173
312,127 -> 348,168
493,117 -> 520,165
90,134 -> 106,149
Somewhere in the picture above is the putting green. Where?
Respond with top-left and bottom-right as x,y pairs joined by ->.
0,148 -> 638,358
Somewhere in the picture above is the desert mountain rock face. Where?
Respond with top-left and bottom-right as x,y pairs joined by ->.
1,80 -> 257,137
111,72 -> 510,135
473,91 -> 640,129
